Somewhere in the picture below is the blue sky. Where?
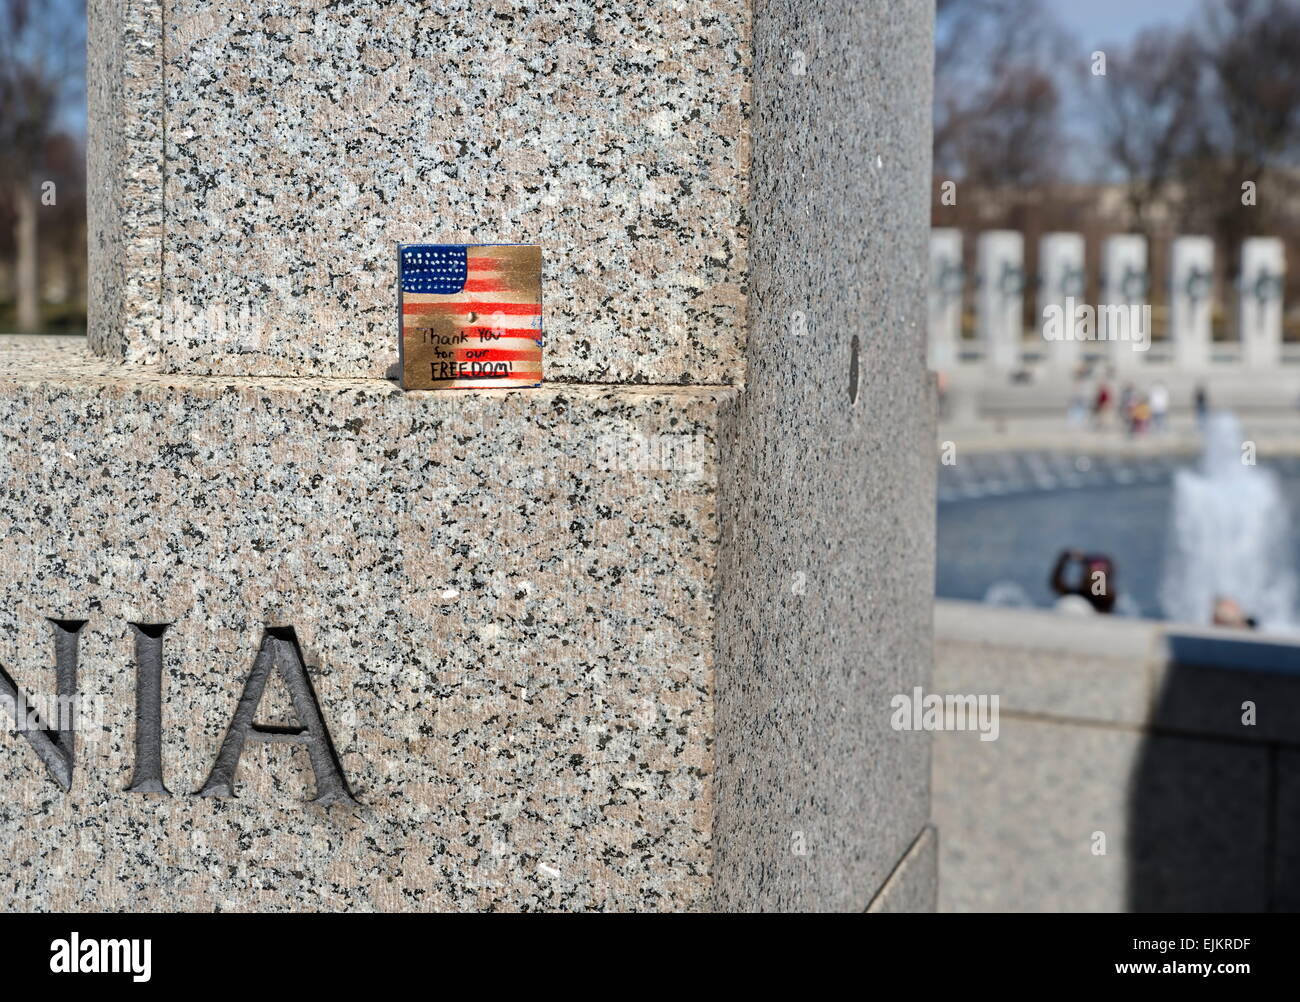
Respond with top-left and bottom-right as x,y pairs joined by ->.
1051,0 -> 1206,47
1047,0 -> 1211,180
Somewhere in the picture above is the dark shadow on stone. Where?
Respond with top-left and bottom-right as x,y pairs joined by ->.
1127,636 -> 1300,911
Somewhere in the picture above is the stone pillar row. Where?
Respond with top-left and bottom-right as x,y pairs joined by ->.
928,229 -> 1287,373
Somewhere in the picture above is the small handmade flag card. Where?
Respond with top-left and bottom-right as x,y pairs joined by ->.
399,244 -> 543,389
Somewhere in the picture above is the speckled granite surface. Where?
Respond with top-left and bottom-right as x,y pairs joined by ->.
87,0 -> 164,364
867,825 -> 937,913
41,0 -> 935,912
711,0 -> 935,910
135,0 -> 746,381
0,337 -> 726,910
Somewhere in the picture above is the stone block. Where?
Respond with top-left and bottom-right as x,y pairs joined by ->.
92,0 -> 750,381
867,825 -> 937,913
0,337 -> 727,910
934,716 -> 1270,912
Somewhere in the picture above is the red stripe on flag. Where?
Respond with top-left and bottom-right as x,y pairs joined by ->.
454,348 -> 543,363
439,370 -> 543,382
461,278 -> 511,292
403,302 -> 542,316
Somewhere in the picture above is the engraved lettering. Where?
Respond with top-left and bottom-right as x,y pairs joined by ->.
125,623 -> 171,795
0,619 -> 88,790
198,627 -> 358,805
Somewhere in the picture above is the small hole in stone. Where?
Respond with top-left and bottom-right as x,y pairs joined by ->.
848,335 -> 860,405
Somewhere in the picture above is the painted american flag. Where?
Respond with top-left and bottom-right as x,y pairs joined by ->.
398,244 -> 543,389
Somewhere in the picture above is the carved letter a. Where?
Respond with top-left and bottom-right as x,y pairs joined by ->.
198,627 -> 358,806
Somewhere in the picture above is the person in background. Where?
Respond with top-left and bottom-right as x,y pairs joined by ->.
1212,596 -> 1257,630
1050,549 -> 1117,614
1092,381 -> 1112,429
1119,383 -> 1135,426
1149,381 -> 1169,433
1195,385 -> 1208,426
1129,393 -> 1151,437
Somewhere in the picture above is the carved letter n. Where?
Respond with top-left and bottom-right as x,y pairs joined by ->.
0,619 -> 88,790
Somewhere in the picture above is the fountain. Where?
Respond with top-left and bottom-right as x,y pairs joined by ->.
1160,413 -> 1299,631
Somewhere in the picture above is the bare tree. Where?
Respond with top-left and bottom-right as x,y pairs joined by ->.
934,0 -> 1072,190
1178,0 -> 1300,274
1092,29 -> 1201,239
0,0 -> 86,333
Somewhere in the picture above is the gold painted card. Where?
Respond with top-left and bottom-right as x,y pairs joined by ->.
399,244 -> 543,389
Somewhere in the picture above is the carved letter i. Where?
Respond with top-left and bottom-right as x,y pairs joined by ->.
125,623 -> 171,795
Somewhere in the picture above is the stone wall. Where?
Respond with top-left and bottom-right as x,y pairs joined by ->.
934,599 -> 1300,912
713,0 -> 935,910
0,0 -> 935,911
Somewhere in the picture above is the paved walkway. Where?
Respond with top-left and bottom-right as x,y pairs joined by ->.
937,412 -> 1300,456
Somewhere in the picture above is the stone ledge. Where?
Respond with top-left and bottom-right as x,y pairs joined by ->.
866,825 -> 937,913
1,336 -> 740,404
0,334 -> 732,911
936,598 -> 1300,742
935,598 -> 1161,659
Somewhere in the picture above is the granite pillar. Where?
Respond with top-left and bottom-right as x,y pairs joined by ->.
976,230 -> 1024,375
1037,232 -> 1085,372
1239,237 -> 1285,370
1169,236 -> 1214,372
1100,234 -> 1148,374
2,0 -> 935,912
928,228 -> 962,372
